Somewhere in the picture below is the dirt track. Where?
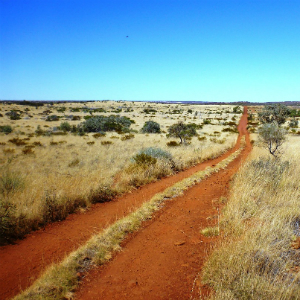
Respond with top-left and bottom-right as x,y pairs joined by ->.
74,108 -> 251,300
0,108 -> 250,300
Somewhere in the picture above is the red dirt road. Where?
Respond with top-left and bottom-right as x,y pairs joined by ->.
0,108 -> 250,300
74,108 -> 251,300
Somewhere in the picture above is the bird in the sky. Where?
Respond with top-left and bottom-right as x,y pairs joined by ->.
126,36 -> 129,38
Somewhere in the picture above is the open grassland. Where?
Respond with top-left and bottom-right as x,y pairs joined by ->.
0,101 -> 241,243
201,136 -> 300,299
12,138 -> 245,300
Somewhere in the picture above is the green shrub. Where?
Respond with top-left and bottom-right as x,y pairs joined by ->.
258,122 -> 287,157
167,122 -> 198,144
137,147 -> 172,161
0,125 -> 13,134
82,115 -> 132,133
6,110 -> 21,120
289,118 -> 298,128
35,125 -> 45,136
203,119 -> 211,125
59,121 -> 71,132
46,115 -> 60,121
141,121 -> 161,133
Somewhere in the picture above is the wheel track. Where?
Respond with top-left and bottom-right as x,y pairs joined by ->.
0,107 -> 250,300
75,107 -> 251,300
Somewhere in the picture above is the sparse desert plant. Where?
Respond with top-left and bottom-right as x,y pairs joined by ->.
0,169 -> 25,197
258,122 -> 287,157
0,125 -> 13,134
258,103 -> 290,125
132,153 -> 157,166
46,115 -> 60,121
6,110 -> 21,120
120,133 -> 135,141
89,185 -> 118,203
167,121 -> 197,144
8,137 -> 27,146
22,147 -> 35,155
87,141 -> 95,145
141,121 -> 161,133
59,121 -> 71,132
93,132 -> 106,138
289,118 -> 298,128
68,158 -> 80,167
167,141 -> 180,147
232,105 -> 242,113
137,147 -> 172,161
82,115 -> 132,133
101,140 -> 113,145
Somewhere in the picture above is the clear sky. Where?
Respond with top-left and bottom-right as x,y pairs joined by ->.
0,0 -> 299,102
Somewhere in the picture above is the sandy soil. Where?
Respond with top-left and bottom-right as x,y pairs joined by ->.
0,108 -> 250,300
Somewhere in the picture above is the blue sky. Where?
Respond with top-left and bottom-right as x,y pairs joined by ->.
0,0 -> 299,102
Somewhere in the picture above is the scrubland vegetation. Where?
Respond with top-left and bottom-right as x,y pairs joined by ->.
13,137 -> 245,300
202,108 -> 300,299
0,101 -> 241,243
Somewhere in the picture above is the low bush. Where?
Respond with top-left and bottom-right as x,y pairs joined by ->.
132,153 -> 157,166
59,122 -> 71,132
93,132 -> 106,138
0,169 -> 25,197
46,115 -> 60,121
8,138 -> 27,146
101,141 -> 113,145
89,185 -> 118,203
82,115 -> 133,133
167,141 -> 180,147
121,134 -> 135,141
137,147 -> 172,161
6,110 -> 21,120
22,147 -> 35,155
141,121 -> 161,133
0,125 -> 13,134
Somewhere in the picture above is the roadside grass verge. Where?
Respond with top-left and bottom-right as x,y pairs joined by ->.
201,140 -> 300,299
13,142 -> 244,300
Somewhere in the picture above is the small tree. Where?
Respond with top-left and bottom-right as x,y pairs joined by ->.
258,104 -> 290,125
141,121 -> 161,133
258,122 -> 287,157
168,122 -> 197,144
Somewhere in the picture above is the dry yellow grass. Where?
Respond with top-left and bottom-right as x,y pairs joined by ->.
0,101 -> 241,240
13,139 -> 244,300
201,136 -> 300,299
